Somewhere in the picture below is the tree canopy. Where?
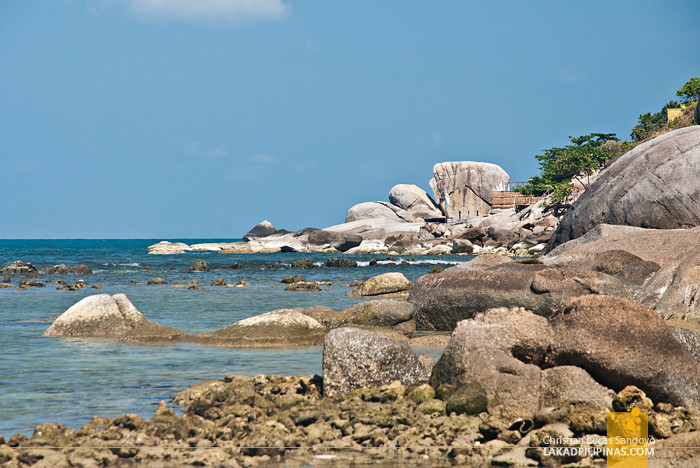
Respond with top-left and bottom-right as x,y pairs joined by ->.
676,77 -> 700,103
517,133 -> 618,199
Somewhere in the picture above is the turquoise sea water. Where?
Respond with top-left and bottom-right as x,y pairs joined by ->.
0,239 -> 469,437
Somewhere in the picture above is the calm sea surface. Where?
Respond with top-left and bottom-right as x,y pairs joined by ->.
0,239 -> 470,437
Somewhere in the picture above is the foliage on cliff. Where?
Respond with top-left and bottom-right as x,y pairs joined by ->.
517,77 -> 699,201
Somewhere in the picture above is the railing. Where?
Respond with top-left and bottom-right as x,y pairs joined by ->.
491,191 -> 543,210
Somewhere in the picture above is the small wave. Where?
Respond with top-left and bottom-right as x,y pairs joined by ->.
92,269 -> 107,273
120,263 -> 140,267
355,259 -> 465,267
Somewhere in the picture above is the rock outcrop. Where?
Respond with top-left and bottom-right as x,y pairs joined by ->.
243,220 -> 277,241
307,230 -> 362,252
410,263 -> 628,330
0,260 -> 38,275
429,161 -> 510,218
44,294 -> 185,343
548,295 -> 700,411
322,327 -> 428,396
388,184 -> 443,220
549,126 -> 700,249
188,309 -> 327,347
430,307 -> 613,418
345,201 -> 415,224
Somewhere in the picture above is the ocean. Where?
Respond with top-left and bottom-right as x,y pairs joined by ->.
0,239 -> 469,438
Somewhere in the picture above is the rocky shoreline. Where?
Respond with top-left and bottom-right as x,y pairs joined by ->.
2,127 -> 699,466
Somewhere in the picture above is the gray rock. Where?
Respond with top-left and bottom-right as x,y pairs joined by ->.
546,249 -> 660,282
549,126 -> 700,249
410,265 -> 628,331
670,327 -> 700,362
345,201 -> 415,224
341,300 -> 415,327
549,295 -> 700,411
635,244 -> 700,322
388,184 -> 443,220
322,327 -> 429,396
430,307 -> 553,418
243,220 -> 277,241
307,230 -> 363,252
429,161 -> 510,218
44,294 -> 185,344
540,366 -> 614,409
189,309 -> 327,347
445,382 -> 488,415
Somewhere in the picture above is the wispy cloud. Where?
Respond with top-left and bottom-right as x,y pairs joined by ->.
228,153 -> 277,179
249,153 -> 276,164
123,0 -> 289,26
557,65 -> 584,84
431,133 -> 442,144
183,141 -> 228,160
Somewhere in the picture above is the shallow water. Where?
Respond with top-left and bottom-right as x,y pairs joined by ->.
0,239 -> 468,437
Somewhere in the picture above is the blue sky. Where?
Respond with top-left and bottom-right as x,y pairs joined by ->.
1,0 -> 698,238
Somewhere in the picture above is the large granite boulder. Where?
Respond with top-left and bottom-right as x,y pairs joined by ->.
430,307 -> 612,418
44,294 -> 185,343
410,265 -> 628,330
429,161 -> 510,218
388,184 -> 443,220
243,220 -> 277,241
345,201 -> 415,224
670,327 -> 700,362
322,327 -> 428,396
188,309 -> 327,347
548,295 -> 700,411
549,126 -> 700,249
635,244 -> 700,323
307,230 -> 362,252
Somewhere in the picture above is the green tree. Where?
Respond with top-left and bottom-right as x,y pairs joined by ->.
516,133 -> 618,198
630,101 -> 680,142
676,77 -> 700,103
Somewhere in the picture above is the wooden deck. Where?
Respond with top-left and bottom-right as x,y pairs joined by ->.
492,191 -> 543,210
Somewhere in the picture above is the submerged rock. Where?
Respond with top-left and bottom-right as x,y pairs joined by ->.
0,260 -> 38,275
187,260 -> 210,272
188,309 -> 327,347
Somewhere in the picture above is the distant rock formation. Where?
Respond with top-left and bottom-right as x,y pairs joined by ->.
388,184 -> 443,220
429,161 -> 510,218
243,220 -> 277,241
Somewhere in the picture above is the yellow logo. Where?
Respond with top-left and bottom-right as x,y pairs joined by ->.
607,407 -> 652,467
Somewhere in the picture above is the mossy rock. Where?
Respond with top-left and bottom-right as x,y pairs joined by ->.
406,383 -> 435,404
417,399 -> 446,415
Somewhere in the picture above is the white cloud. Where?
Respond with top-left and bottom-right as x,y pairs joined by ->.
431,133 -> 442,144
249,153 -> 276,164
227,153 -> 277,179
183,141 -> 228,160
124,0 -> 289,25
293,161 -> 315,172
